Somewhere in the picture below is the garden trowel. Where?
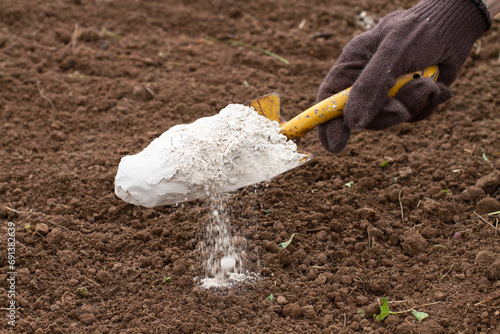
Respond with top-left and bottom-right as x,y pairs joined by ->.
115,66 -> 439,207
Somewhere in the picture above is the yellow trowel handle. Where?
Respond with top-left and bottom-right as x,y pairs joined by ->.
280,65 -> 440,141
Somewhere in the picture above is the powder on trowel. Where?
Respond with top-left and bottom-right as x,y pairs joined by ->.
114,103 -> 306,207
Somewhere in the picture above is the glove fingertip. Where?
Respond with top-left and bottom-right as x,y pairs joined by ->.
318,119 -> 351,154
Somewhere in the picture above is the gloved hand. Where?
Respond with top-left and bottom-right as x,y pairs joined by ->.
317,0 -> 491,153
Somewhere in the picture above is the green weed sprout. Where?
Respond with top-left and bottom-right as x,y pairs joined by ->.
206,38 -> 289,64
102,29 -> 122,40
77,287 -> 90,298
480,147 -> 489,161
279,233 -> 295,250
443,189 -> 453,197
374,297 -> 428,322
345,181 -> 354,188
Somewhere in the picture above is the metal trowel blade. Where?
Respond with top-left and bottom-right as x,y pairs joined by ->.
244,92 -> 313,170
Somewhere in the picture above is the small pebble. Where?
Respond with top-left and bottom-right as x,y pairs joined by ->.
35,223 -> 50,236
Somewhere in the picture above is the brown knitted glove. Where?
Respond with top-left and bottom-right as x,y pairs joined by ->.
317,0 -> 491,154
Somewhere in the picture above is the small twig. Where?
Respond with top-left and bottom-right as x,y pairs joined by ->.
465,302 -> 471,315
2,205 -> 21,213
70,23 -> 79,53
343,313 -> 346,329
367,226 -> 371,249
412,301 -> 442,309
31,279 -> 39,290
143,85 -> 156,97
398,188 -> 404,224
492,189 -> 499,199
305,226 -> 330,233
47,219 -> 69,230
386,299 -> 440,309
473,211 -> 497,230
37,81 -> 56,112
475,291 -> 500,306
384,299 -> 442,315
298,19 -> 307,30
61,291 -> 73,303
2,205 -> 72,231
439,264 -> 454,281
495,218 -> 498,237
307,265 -> 325,271
366,227 -> 375,250
126,267 -> 142,281
32,230 -> 44,238
387,299 -> 417,304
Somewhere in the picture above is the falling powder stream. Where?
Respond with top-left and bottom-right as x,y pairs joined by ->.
199,194 -> 246,288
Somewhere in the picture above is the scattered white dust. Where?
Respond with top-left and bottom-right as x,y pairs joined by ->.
114,103 -> 306,208
357,11 -> 377,30
198,272 -> 259,289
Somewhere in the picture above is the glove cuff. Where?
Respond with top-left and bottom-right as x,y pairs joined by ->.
405,0 -> 491,64
469,0 -> 492,30
413,0 -> 491,35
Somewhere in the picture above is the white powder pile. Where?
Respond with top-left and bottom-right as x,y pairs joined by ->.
198,272 -> 259,289
115,103 -> 306,207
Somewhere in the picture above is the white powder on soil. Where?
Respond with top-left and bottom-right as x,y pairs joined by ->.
198,272 -> 259,289
115,103 -> 306,208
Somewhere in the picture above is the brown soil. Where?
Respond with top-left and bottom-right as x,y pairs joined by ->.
1,0 -> 500,333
